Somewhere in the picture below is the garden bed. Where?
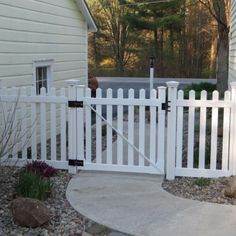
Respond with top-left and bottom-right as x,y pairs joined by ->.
162,176 -> 236,205
0,166 -> 86,235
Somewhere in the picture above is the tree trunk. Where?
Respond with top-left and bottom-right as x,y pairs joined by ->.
216,25 -> 229,93
210,37 -> 217,78
212,0 -> 229,93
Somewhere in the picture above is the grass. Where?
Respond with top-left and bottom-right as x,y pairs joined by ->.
16,171 -> 51,200
193,177 -> 210,186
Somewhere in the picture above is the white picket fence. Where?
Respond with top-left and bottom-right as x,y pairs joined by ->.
166,82 -> 236,179
0,86 -> 68,169
1,80 -> 236,180
67,81 -> 166,174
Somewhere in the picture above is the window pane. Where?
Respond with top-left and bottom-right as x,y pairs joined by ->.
36,66 -> 48,94
43,67 -> 47,80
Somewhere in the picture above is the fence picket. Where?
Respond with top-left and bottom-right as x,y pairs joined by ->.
128,89 -> 134,166
117,89 -> 124,165
210,91 -> 219,170
229,83 -> 236,175
106,89 -> 113,164
187,90 -> 195,169
222,91 -> 231,171
96,88 -> 102,164
85,88 -> 92,163
199,91 -> 207,169
150,89 -> 157,166
20,87 -> 27,160
50,88 -> 56,161
11,87 -> 18,159
31,87 -> 37,160
139,89 -> 145,166
60,88 -> 66,161
176,90 -> 184,168
40,87 -> 47,161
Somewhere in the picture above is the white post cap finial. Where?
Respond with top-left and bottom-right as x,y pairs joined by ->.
166,81 -> 179,88
66,79 -> 80,86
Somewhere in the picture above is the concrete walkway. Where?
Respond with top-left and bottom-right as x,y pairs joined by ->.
66,171 -> 236,236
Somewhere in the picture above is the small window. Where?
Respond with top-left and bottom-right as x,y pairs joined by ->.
33,60 -> 53,95
36,66 -> 48,94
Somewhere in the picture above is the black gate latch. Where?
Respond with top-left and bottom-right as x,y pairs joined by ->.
68,101 -> 83,108
161,101 -> 171,112
68,159 -> 84,167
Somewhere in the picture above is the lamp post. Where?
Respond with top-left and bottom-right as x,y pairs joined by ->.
149,56 -> 155,93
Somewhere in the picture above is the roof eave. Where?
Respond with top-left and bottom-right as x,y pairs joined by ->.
75,0 -> 97,32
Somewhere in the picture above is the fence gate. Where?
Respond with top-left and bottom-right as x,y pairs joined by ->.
67,80 -> 171,175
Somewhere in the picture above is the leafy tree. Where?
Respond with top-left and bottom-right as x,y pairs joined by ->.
88,0 -> 140,74
124,0 -> 185,76
88,0 -> 219,79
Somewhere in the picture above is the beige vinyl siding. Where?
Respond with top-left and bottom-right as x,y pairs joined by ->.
229,0 -> 236,83
0,0 -> 87,89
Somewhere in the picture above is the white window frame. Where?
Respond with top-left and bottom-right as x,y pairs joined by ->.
32,60 -> 54,95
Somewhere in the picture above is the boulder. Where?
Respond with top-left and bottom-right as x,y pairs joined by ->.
224,177 -> 236,198
12,197 -> 50,228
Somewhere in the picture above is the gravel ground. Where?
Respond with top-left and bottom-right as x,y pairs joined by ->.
0,124 -> 128,236
162,176 -> 236,205
0,166 -> 128,236
0,166 -> 85,236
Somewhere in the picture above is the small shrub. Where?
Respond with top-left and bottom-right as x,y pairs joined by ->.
16,171 -> 51,200
25,161 -> 57,177
193,177 -> 210,186
184,82 -> 216,99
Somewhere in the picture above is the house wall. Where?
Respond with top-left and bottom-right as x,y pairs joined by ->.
0,0 -> 88,89
229,0 -> 236,83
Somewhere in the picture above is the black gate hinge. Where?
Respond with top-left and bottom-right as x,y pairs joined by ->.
161,101 -> 171,112
68,159 -> 84,167
68,101 -> 83,108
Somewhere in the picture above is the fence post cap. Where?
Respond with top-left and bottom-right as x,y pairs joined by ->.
66,80 -> 80,86
76,85 -> 86,88
157,86 -> 166,90
166,81 -> 179,88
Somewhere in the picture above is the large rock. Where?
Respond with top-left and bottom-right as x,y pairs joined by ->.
12,197 -> 50,228
224,176 -> 236,199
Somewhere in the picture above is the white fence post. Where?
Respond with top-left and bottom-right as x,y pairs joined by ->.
229,82 -> 236,175
76,85 -> 85,169
67,80 -> 80,174
157,86 -> 166,173
166,81 -> 179,180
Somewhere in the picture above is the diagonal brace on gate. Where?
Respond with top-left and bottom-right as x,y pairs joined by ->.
84,100 -> 163,173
